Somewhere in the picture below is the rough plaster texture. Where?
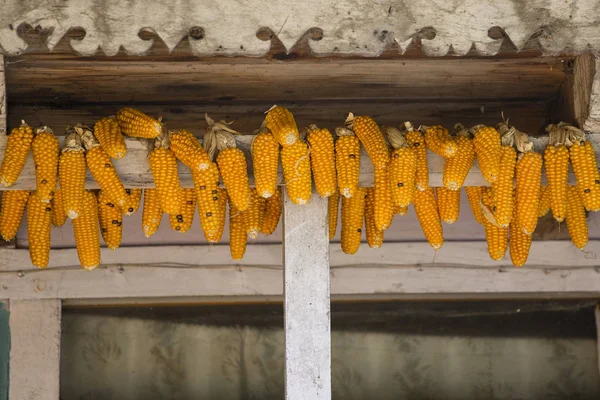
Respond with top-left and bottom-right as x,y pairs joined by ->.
0,0 -> 600,57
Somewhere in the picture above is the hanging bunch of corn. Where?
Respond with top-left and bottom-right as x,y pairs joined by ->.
465,186 -> 485,225
31,126 -> 59,202
204,114 -> 250,210
335,127 -> 361,198
471,125 -> 501,183
423,125 -> 457,158
94,116 -> 127,159
564,124 -> 600,212
565,185 -> 588,249
544,123 -> 570,222
229,199 -> 247,260
341,187 -> 366,255
442,124 -> 475,191
251,124 -> 280,198
170,129 -> 211,171
27,191 -> 52,268
514,127 -> 542,235
148,131 -> 181,215
59,127 -> 87,219
365,187 -> 384,248
116,107 -> 162,139
386,126 -> 416,208
78,125 -> 128,209
537,185 -> 551,217
124,189 -> 142,216
97,189 -> 123,250
0,121 -> 34,187
206,188 -> 228,243
245,188 -> 266,239
328,189 -> 340,239
413,187 -> 444,250
481,187 -> 508,261
169,188 -> 196,233
280,130 -> 312,205
72,191 -> 101,270
307,125 -> 337,197
510,191 -> 532,267
491,121 -> 517,227
261,188 -> 282,236
403,122 -> 428,191
51,189 -> 67,227
264,105 -> 299,146
193,163 -> 223,242
0,190 -> 29,241
142,188 -> 163,238
436,187 -> 460,224
394,204 -> 408,216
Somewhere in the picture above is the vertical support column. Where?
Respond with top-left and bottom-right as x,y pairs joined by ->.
283,192 -> 331,400
596,305 -> 600,377
9,299 -> 61,400
0,55 -> 6,135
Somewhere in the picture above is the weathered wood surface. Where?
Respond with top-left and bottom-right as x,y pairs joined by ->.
0,55 -> 5,136
0,0 -> 599,56
9,299 -> 61,400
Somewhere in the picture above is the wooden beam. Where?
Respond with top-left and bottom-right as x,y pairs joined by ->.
0,55 -> 5,136
596,305 -> 600,377
282,194 -> 330,399
8,299 -> 61,400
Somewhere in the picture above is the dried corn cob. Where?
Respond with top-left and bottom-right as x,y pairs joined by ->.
264,105 -> 299,146
0,121 -> 34,187
544,124 -> 570,222
169,188 -> 196,233
31,126 -> 59,202
472,125 -> 501,183
413,187 -> 443,250
394,204 -> 408,216
565,124 -> 600,211
261,187 -> 282,236
566,185 -> 588,249
335,127 -> 361,198
306,125 -> 336,197
537,185 -> 551,217
436,187 -> 460,224
481,188 -> 508,261
27,191 -> 52,268
328,189 -> 340,240
423,125 -> 457,158
365,187 -> 384,248
251,128 -> 279,198
403,122 -> 429,191
97,190 -> 122,250
148,133 -> 181,215
386,126 -> 416,208
94,116 -> 127,159
59,129 -> 86,219
514,129 -> 542,235
491,123 -> 517,227
465,186 -> 486,225
341,187 -> 366,255
443,124 -> 475,190
280,139 -> 312,205
116,107 -> 162,139
0,190 -> 29,241
78,125 -> 128,209
346,114 -> 389,170
206,188 -> 228,243
51,189 -> 67,227
124,189 -> 142,216
245,188 -> 266,239
373,167 -> 394,231
229,199 -> 247,260
193,162 -> 222,241
510,195 -> 532,267
170,129 -> 211,171
72,191 -> 100,270
142,188 -> 162,238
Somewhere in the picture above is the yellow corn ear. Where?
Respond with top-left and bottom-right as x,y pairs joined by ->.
490,145 -> 516,227
341,187 -> 366,255
281,140 -> 312,205
413,187 -> 444,250
31,127 -> 59,202
0,190 -> 29,240
170,129 -> 211,171
473,126 -> 501,183
85,146 -> 128,209
59,132 -> 86,219
116,107 -> 162,139
124,189 -> 142,216
389,146 -> 416,207
515,152 -> 542,235
443,135 -> 475,190
27,191 -> 52,268
365,187 -> 384,248
465,186 -> 486,225
193,162 -> 222,241
149,146 -> 181,215
537,185 -> 551,217
335,134 -> 361,198
436,187 -> 460,224
206,188 -> 228,243
373,167 -> 393,231
265,106 -> 299,146
169,188 -> 196,233
51,189 -> 67,227
72,191 -> 101,270
97,190 -> 122,250
509,198 -> 532,267
424,126 -> 457,158
393,204 -> 408,216
261,188 -> 282,236
482,188 -> 508,261
252,131 -> 280,198
405,130 -> 429,191
142,189 -> 163,238
245,188 -> 266,239
217,147 -> 250,211
348,115 -> 389,170
0,122 -> 34,187
94,116 -> 127,159
544,144 -> 569,222
328,189 -> 340,240
569,139 -> 600,211
566,185 -> 588,249
229,199 -> 247,260
307,127 -> 336,197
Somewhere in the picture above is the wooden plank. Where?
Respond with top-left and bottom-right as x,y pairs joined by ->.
0,55 -> 5,136
8,299 -> 61,400
282,194 -> 330,399
596,305 -> 600,377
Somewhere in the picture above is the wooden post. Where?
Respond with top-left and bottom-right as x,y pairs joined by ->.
596,305 -> 600,377
283,193 -> 331,400
9,300 -> 61,400
0,55 -> 5,136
